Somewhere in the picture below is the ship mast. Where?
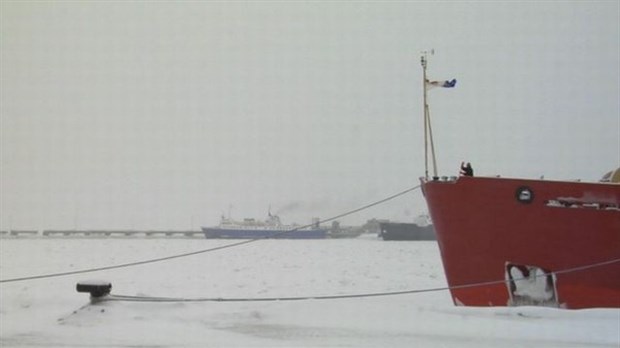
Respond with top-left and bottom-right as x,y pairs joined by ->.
421,50 -> 438,179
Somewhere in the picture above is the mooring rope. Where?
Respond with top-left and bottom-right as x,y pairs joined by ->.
0,184 -> 421,284
101,258 -> 620,303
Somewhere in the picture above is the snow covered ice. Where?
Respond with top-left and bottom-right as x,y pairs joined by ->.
1,237 -> 618,347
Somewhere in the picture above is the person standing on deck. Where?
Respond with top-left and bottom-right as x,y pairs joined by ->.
460,162 -> 474,176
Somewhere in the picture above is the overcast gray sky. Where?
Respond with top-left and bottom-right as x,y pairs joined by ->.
1,1 -> 619,230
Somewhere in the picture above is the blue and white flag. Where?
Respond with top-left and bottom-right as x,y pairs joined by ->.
426,78 -> 457,89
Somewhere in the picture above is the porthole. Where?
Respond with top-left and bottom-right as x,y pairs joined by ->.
516,186 -> 534,204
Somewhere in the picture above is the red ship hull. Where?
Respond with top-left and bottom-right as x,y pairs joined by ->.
421,176 -> 620,309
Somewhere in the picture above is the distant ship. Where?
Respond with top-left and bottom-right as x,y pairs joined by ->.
379,215 -> 435,241
418,52 -> 620,309
202,213 -> 328,239
378,222 -> 435,241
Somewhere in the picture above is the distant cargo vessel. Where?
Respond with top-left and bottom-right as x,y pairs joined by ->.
379,222 -> 435,241
202,214 -> 328,239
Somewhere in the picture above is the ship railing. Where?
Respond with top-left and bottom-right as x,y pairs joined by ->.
216,225 -> 307,231
422,176 -> 459,182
